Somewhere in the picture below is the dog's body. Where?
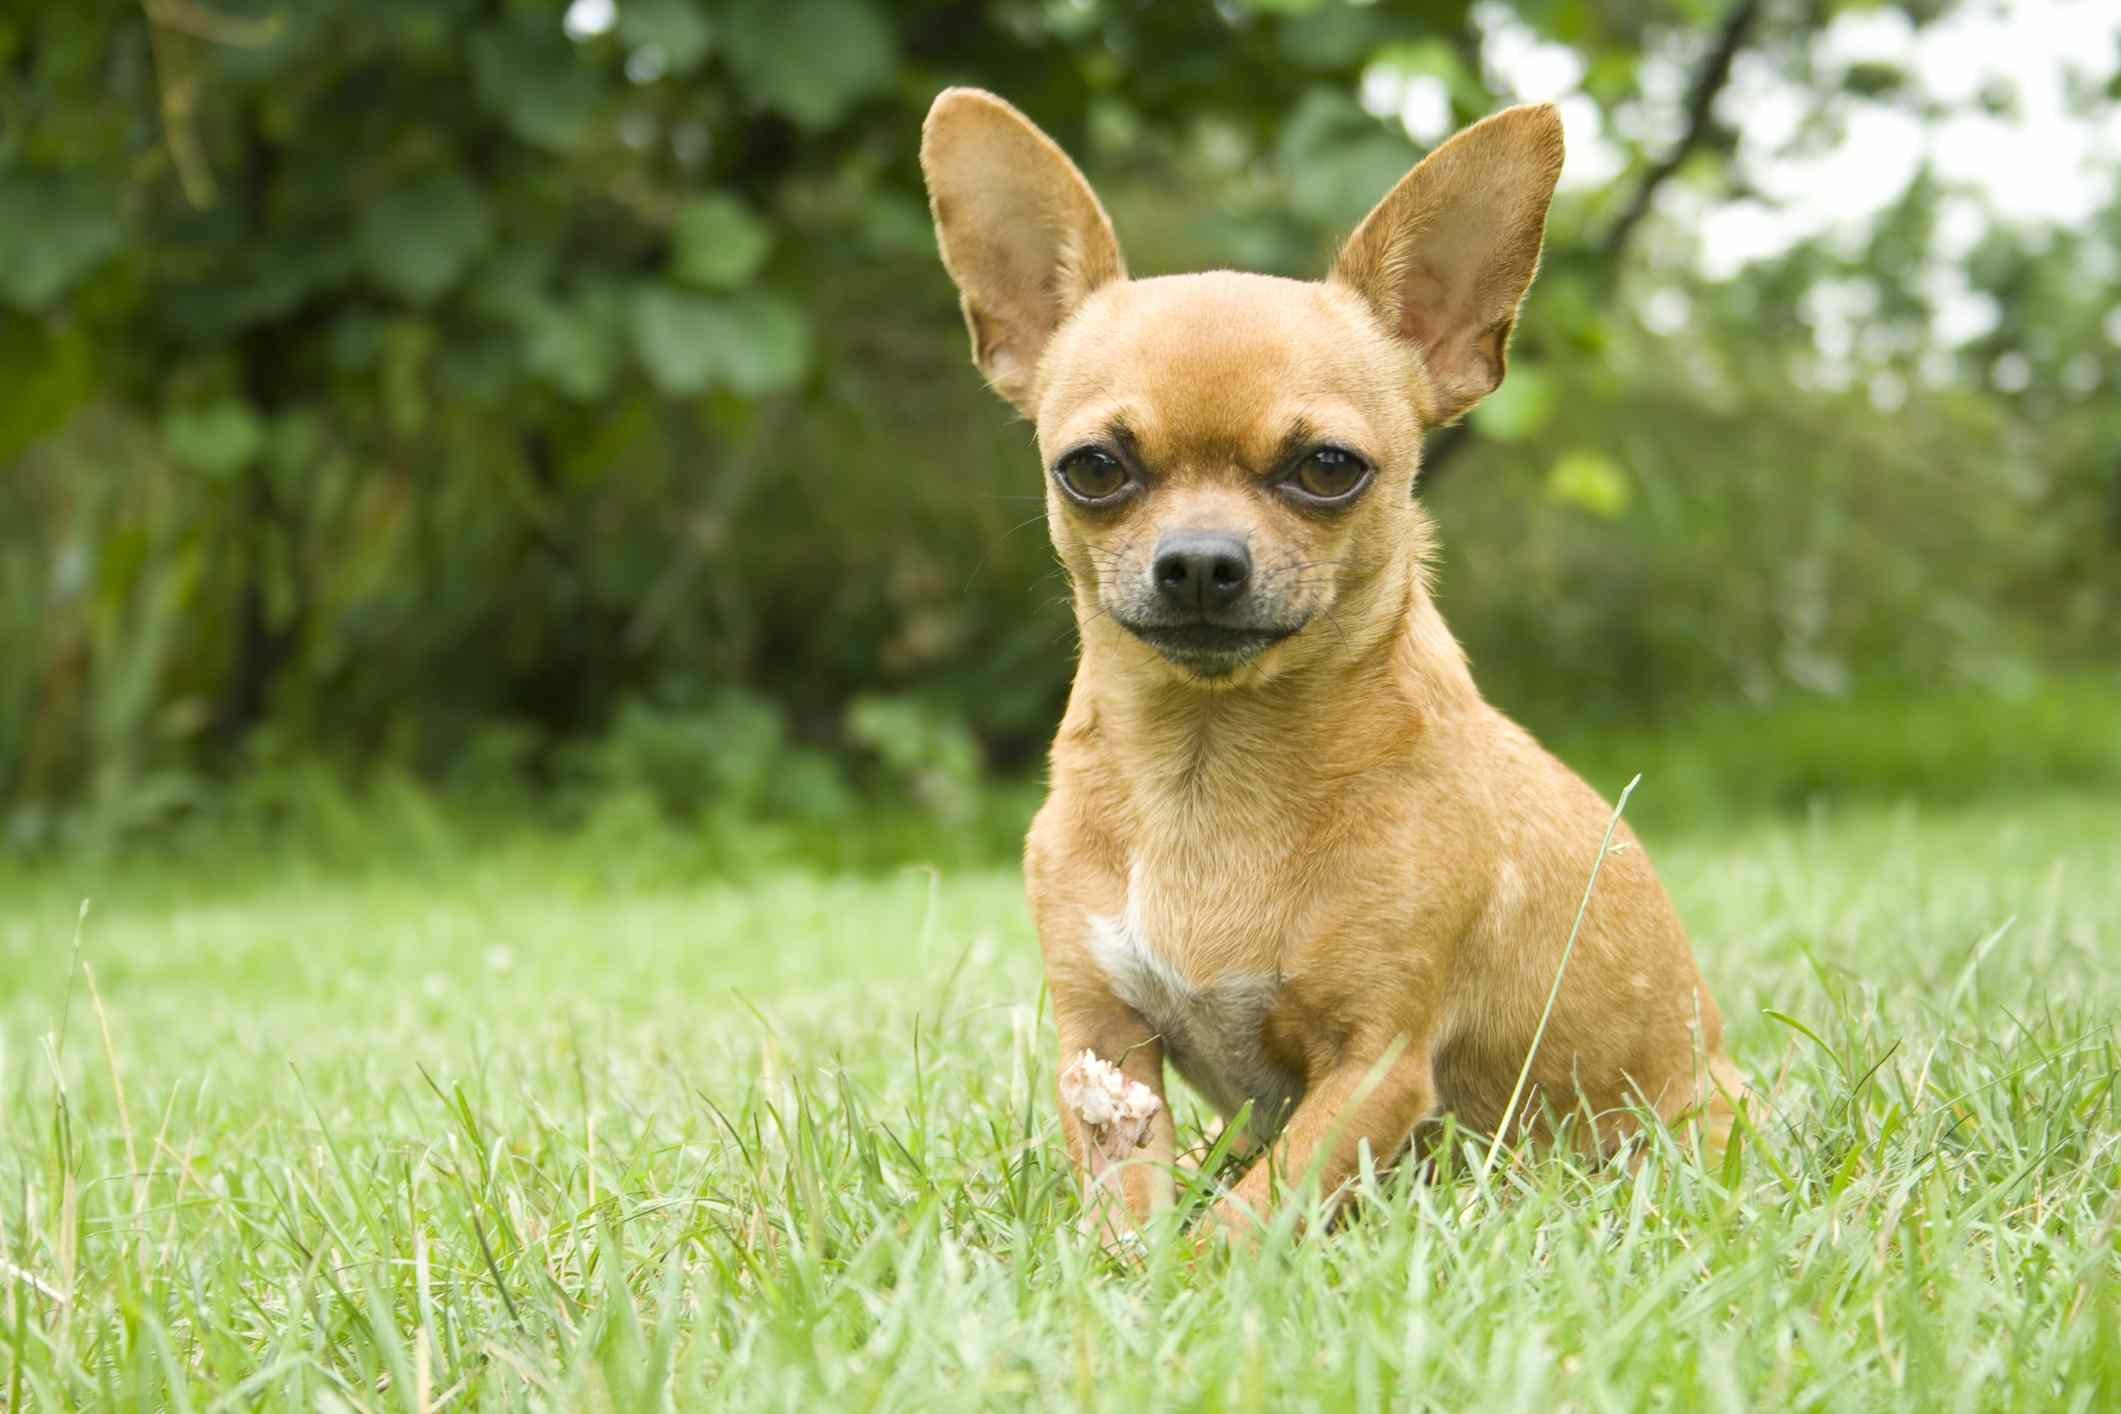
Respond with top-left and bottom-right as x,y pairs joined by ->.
921,90 -> 1740,1238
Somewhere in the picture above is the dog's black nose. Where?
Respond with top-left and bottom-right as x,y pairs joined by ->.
1152,532 -> 1251,611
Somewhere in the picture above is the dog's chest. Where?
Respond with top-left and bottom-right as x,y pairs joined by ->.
1085,868 -> 1305,1133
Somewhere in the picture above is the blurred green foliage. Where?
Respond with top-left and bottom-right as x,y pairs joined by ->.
1,0 -> 2116,853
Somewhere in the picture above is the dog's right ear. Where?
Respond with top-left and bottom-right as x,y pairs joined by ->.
920,88 -> 1126,416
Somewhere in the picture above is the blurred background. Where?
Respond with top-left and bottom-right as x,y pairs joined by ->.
2,0 -> 2116,871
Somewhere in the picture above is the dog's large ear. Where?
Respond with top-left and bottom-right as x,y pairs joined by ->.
921,88 -> 1126,416
1331,104 -> 1564,426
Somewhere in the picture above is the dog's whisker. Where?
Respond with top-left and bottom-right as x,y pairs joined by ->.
963,511 -> 1070,594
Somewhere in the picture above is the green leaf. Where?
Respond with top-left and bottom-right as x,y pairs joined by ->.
858,195 -> 935,257
328,311 -> 387,372
1290,136 -> 1411,229
0,311 -> 93,461
201,232 -> 358,335
263,407 -> 326,494
0,176 -> 123,310
620,0 -> 713,76
1471,364 -> 1555,442
721,0 -> 896,130
1843,62 -> 1907,98
1374,39 -> 1476,93
710,293 -> 811,396
379,319 -> 438,435
671,195 -> 772,289
357,173 -> 494,305
630,287 -> 722,395
1279,5 -> 1387,69
470,26 -> 604,153
1370,40 -> 1485,113
630,286 -> 811,397
1275,90 -> 1414,229
1583,51 -> 1639,104
466,240 -> 560,322
163,399 -> 265,479
522,292 -> 623,401
1545,450 -> 1631,518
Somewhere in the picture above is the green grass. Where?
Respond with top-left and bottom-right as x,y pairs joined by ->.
1540,675 -> 2121,835
2,791 -> 2118,1408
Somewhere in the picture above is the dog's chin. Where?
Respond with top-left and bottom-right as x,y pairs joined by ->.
1116,618 -> 1303,683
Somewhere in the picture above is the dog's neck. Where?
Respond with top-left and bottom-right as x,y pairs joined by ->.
1067,553 -> 1478,814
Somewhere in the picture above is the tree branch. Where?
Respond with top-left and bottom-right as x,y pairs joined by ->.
1599,0 -> 1762,264
1422,0 -> 1762,499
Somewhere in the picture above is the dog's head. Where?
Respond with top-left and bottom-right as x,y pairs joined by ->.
921,89 -> 1562,687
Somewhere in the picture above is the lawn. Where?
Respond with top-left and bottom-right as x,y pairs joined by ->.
2,790 -> 2118,1409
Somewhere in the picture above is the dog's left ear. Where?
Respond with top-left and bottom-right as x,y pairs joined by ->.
1331,104 -> 1564,425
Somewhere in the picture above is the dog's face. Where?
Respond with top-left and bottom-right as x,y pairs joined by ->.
922,90 -> 1563,686
1032,272 -> 1424,681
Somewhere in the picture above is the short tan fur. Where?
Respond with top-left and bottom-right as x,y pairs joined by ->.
921,87 -> 1744,1242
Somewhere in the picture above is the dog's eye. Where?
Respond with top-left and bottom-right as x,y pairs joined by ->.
1055,448 -> 1131,503
1289,447 -> 1371,502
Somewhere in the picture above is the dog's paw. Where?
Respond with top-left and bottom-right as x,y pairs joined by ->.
1060,1049 -> 1160,1160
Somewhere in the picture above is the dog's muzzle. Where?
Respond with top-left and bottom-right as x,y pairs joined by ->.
1116,618 -> 1300,677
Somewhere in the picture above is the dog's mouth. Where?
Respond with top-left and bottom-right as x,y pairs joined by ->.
1116,618 -> 1302,676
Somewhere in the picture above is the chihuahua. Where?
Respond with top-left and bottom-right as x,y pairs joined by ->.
920,89 -> 1743,1241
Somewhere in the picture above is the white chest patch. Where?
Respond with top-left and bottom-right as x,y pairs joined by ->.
1085,865 -> 1304,1135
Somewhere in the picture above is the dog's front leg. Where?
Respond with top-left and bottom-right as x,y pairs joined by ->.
1052,995 -> 1175,1250
1210,1043 -> 1434,1237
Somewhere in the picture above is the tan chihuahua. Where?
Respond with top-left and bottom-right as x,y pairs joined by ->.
920,89 -> 1743,1241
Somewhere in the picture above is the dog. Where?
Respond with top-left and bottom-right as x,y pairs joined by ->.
919,88 -> 1743,1242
